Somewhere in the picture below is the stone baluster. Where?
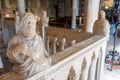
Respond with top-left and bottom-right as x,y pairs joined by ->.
46,36 -> 50,54
53,37 -> 58,54
88,53 -> 97,80
80,58 -> 89,80
61,38 -> 67,51
71,39 -> 76,46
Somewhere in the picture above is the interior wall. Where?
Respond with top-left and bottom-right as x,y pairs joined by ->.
26,0 -> 83,17
46,0 -> 72,17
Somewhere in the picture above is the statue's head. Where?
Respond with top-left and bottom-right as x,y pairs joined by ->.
42,10 -> 47,16
98,10 -> 106,19
19,13 -> 37,38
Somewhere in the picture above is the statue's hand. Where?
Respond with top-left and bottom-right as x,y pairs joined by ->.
14,42 -> 27,55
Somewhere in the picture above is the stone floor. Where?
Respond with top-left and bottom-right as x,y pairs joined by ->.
103,69 -> 120,80
104,27 -> 120,80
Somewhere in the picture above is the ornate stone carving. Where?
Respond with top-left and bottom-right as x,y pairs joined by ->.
68,67 -> 76,80
82,58 -> 87,70
7,13 -> 51,78
61,38 -> 67,50
15,11 -> 20,34
40,10 -> 49,27
93,10 -> 110,39
53,37 -> 58,54
71,40 -> 76,46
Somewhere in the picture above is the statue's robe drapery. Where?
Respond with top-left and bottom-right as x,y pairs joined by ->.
7,33 -> 51,78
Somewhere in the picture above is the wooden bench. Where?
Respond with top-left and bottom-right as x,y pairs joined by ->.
49,17 -> 71,28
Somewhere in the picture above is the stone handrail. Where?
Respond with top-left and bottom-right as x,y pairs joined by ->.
27,34 -> 108,80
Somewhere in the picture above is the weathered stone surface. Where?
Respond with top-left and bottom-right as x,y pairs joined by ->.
0,72 -> 23,80
6,13 -> 51,78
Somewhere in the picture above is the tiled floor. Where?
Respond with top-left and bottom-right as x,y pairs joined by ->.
104,25 -> 120,80
103,69 -> 120,80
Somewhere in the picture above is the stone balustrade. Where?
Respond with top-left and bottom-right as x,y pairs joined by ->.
0,23 -> 108,80
26,27 -> 108,80
45,27 -> 93,54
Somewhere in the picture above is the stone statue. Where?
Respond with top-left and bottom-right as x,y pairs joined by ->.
40,10 -> 49,27
93,10 -> 110,39
7,13 -> 51,78
15,11 -> 20,34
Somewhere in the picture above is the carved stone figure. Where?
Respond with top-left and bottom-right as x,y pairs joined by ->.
40,10 -> 49,27
93,10 -> 110,38
7,13 -> 51,78
71,40 -> 76,46
15,11 -> 20,34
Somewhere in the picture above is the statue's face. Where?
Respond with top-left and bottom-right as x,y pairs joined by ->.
21,15 -> 36,38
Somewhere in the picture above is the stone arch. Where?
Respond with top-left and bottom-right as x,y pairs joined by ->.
92,52 -> 96,60
68,66 -> 76,80
88,52 -> 97,80
95,48 -> 103,80
95,58 -> 100,80
79,57 -> 87,80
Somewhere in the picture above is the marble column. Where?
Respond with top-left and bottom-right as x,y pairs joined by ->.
71,0 -> 77,29
17,0 -> 25,16
84,0 -> 100,32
